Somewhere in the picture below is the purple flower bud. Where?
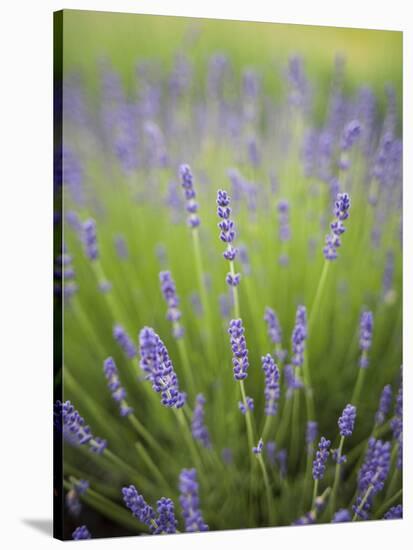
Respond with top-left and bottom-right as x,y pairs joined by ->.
179,469 -> 209,532
159,271 -> 184,338
179,164 -> 200,228
278,200 -> 291,242
261,354 -> 280,416
359,311 -> 373,368
341,120 -> 362,151
72,525 -> 91,540
113,324 -> 137,359
306,421 -> 318,449
122,485 -> 155,530
82,218 -> 98,260
323,193 -> 351,260
239,396 -> 254,414
375,385 -> 392,426
264,307 -> 282,345
153,497 -> 177,534
284,364 -> 303,397
192,394 -> 211,448
338,404 -> 357,437
226,272 -> 241,287
54,400 -> 107,455
139,327 -> 186,408
312,437 -> 331,480
332,509 -> 351,523
384,505 -> 402,520
103,357 -> 133,417
291,305 -> 307,367
228,319 -> 249,381
253,438 -> 264,454
266,441 -> 277,466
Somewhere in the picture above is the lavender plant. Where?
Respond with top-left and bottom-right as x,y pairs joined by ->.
56,24 -> 402,539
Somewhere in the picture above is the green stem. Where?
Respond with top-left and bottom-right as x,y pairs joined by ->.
176,336 -> 196,396
192,228 -> 211,325
308,261 -> 330,332
312,479 -> 319,509
351,367 -> 367,408
257,454 -> 275,524
229,259 -> 240,318
127,414 -> 171,464
134,442 -> 171,492
174,408 -> 206,484
353,484 -> 374,521
240,380 -> 255,456
329,436 -> 345,517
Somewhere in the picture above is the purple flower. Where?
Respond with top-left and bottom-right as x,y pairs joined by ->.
338,404 -> 357,437
359,311 -> 373,368
122,485 -> 155,530
261,354 -> 280,416
192,394 -> 211,448
103,357 -> 133,417
278,200 -> 291,242
179,164 -> 200,228
353,438 -> 391,519
341,120 -> 362,151
284,364 -> 303,397
277,449 -> 288,477
391,378 -> 402,469
293,512 -> 316,526
384,505 -> 402,520
266,441 -> 277,466
291,305 -> 307,367
153,497 -> 177,534
312,437 -> 331,480
228,319 -> 249,381
54,400 -> 107,455
179,469 -> 209,532
139,327 -> 186,408
66,480 -> 89,517
332,509 -> 351,523
239,396 -> 254,414
375,385 -> 393,426
82,218 -> 98,260
159,271 -> 184,339
113,324 -> 137,359
72,525 -> 91,540
323,193 -> 351,260
264,307 -> 282,345
253,438 -> 264,454
114,234 -> 128,259
217,189 -> 241,287
306,421 -> 318,450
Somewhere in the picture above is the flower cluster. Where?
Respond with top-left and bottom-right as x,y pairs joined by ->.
291,305 -> 307,367
261,354 -> 280,416
338,404 -> 357,437
66,479 -> 89,517
122,485 -> 156,531
217,189 -> 241,287
72,525 -> 91,540
54,400 -> 107,455
359,310 -> 373,368
179,469 -> 209,532
264,306 -> 282,346
228,319 -> 249,380
239,396 -> 254,414
306,421 -> 318,450
103,357 -> 133,416
159,270 -> 184,339
312,437 -> 331,480
375,384 -> 392,426
383,505 -> 402,520
179,164 -> 200,228
113,323 -> 137,359
139,327 -> 186,408
82,218 -> 98,260
323,192 -> 351,260
192,394 -> 211,448
253,438 -> 264,454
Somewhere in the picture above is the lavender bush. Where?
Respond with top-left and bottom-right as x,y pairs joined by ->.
55,14 -> 402,540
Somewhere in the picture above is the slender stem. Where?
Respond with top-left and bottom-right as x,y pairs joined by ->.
290,384 -> 301,464
308,261 -> 330,332
312,479 -> 319,509
329,436 -> 345,516
192,228 -> 210,323
229,260 -> 240,318
104,449 -> 138,479
351,368 -> 367,408
176,336 -> 196,396
134,442 -> 171,491
257,454 -> 275,524
174,408 -> 206,484
127,414 -> 171,463
240,380 -> 255,456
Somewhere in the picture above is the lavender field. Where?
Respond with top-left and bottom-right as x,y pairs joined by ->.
54,11 -> 402,540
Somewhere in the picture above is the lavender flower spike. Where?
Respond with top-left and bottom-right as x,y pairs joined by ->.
159,271 -> 184,339
291,305 -> 307,367
217,189 -> 241,287
54,400 -> 107,455
312,437 -> 331,480
103,357 -> 133,416
228,319 -> 249,380
359,311 -> 373,368
239,396 -> 254,414
375,384 -> 392,426
192,394 -> 211,448
82,218 -> 98,260
261,354 -> 280,416
153,497 -> 178,534
179,469 -> 209,532
306,421 -> 318,451
139,327 -> 186,408
338,404 -> 357,437
113,323 -> 137,359
179,164 -> 200,228
264,307 -> 282,345
332,509 -> 351,523
72,525 -> 92,540
122,485 -> 156,531
323,192 -> 351,260
384,505 -> 402,520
